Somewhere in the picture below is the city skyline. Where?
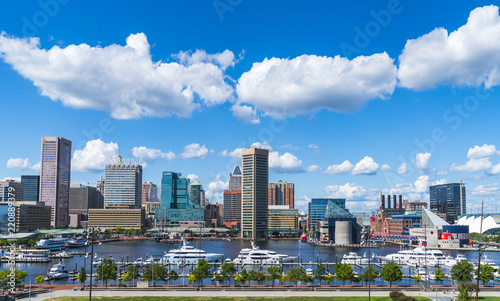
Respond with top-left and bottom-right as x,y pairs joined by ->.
2,1 -> 500,215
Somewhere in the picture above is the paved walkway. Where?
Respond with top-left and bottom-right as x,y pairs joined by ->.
26,288 -> 500,301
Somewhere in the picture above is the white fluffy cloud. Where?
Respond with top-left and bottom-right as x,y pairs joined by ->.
381,164 -> 391,172
414,175 -> 430,194
231,104 -> 260,124
72,139 -> 119,172
186,174 -> 200,183
269,152 -> 303,173
451,157 -> 492,173
352,156 -> 379,175
132,146 -> 175,161
0,32 -> 234,119
1,177 -> 21,182
415,152 -> 431,169
306,165 -> 322,173
308,144 -> 319,149
6,158 -> 39,171
172,49 -> 236,71
325,183 -> 379,201
236,52 -> 397,118
219,148 -> 243,160
398,5 -> 500,90
324,160 -> 354,175
250,141 -> 273,150
472,183 -> 499,196
180,143 -> 212,159
397,163 -> 410,174
205,175 -> 229,203
467,143 -> 500,159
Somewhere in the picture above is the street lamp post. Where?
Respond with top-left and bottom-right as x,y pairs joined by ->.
89,227 -> 94,301
365,227 -> 372,301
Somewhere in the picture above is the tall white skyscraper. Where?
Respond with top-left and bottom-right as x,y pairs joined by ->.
104,159 -> 142,209
241,148 -> 269,239
40,136 -> 71,227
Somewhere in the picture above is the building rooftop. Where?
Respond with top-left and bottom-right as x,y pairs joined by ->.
231,165 -> 242,176
422,208 -> 450,228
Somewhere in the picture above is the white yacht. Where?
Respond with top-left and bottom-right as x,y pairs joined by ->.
36,238 -> 68,250
381,245 -> 446,266
66,237 -> 88,248
92,257 -> 115,266
48,263 -> 69,279
133,257 -> 145,266
6,249 -> 50,261
474,255 -> 499,271
233,242 -> 297,265
162,239 -> 223,263
414,267 -> 429,281
341,252 -> 369,265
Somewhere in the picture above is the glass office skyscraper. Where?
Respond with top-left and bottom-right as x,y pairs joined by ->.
104,161 -> 142,209
156,171 -> 203,228
21,175 -> 40,203
40,136 -> 71,227
430,181 -> 466,224
308,198 -> 346,232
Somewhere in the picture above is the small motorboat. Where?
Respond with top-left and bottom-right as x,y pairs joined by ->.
48,263 -> 69,279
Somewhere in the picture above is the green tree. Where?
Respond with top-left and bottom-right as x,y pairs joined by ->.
190,259 -> 211,287
324,273 -> 335,284
314,263 -> 326,286
359,265 -> 379,287
458,283 -> 479,301
286,267 -> 307,287
266,266 -> 281,287
35,275 -> 45,288
235,269 -> 248,285
413,275 -> 422,284
380,261 -> 403,287
96,258 -> 117,287
0,269 -> 28,294
334,263 -> 355,287
434,268 -> 446,282
143,264 -> 167,286
451,260 -> 474,284
475,263 -> 495,286
247,269 -> 266,285
77,267 -> 86,287
219,262 -> 236,286
122,265 -> 139,286
167,270 -> 179,286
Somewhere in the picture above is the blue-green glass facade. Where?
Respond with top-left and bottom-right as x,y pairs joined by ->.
0,204 -> 10,234
156,171 -> 204,227
308,198 -> 345,232
21,175 -> 40,202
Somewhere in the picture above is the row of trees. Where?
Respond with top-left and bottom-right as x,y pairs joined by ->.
70,258 -> 496,291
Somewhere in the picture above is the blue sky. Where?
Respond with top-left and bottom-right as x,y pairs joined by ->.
1,0 -> 500,214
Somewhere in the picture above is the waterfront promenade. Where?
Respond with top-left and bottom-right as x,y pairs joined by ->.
26,286 -> 500,301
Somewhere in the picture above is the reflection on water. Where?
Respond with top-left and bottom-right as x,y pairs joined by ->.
4,239 -> 499,287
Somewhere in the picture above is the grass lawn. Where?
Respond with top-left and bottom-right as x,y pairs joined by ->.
51,297 -> 431,301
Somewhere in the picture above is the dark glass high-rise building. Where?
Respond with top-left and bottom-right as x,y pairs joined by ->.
430,181 -> 466,224
241,148 -> 269,240
21,175 -> 40,203
40,136 -> 71,227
